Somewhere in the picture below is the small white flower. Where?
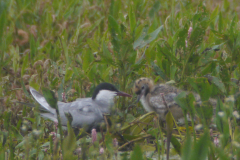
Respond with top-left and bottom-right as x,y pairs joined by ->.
218,111 -> 224,117
99,147 -> 104,154
233,111 -> 240,119
233,141 -> 240,148
194,124 -> 203,131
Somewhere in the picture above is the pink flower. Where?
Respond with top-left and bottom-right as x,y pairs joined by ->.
99,147 -> 104,154
76,147 -> 81,155
214,137 -> 219,146
188,27 -> 193,39
54,121 -> 58,131
62,92 -> 66,102
91,129 -> 97,143
185,40 -> 188,48
113,138 -> 118,148
50,132 -> 56,140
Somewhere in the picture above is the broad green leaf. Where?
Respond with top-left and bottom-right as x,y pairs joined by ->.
166,112 -> 174,134
63,112 -> 76,160
149,1 -> 160,18
189,132 -> 210,160
60,38 -> 70,68
211,76 -> 226,93
170,65 -> 177,80
101,42 -> 116,66
130,145 -> 143,160
30,35 -> 36,60
10,125 -> 23,141
171,135 -> 181,156
64,68 -> 73,82
42,87 -> 57,109
188,77 -> 212,101
21,55 -> 28,76
82,49 -> 94,72
186,93 -> 196,117
21,78 -> 30,97
195,101 -> 213,125
129,6 -> 136,33
108,15 -> 120,36
181,135 -> 192,160
121,112 -> 156,135
210,6 -> 218,21
173,92 -> 188,111
4,111 -> 11,130
0,9 -> 6,39
133,25 -> 163,49
105,132 -> 113,152
151,62 -> 169,81
218,11 -> 223,32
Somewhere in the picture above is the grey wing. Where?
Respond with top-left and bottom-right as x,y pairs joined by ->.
58,100 -> 104,129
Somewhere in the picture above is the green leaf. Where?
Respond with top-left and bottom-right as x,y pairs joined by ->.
171,135 -> 181,156
149,1 -> 161,18
151,62 -> 169,81
173,92 -> 188,111
170,65 -> 177,80
0,8 -> 6,39
129,6 -> 136,33
4,111 -> 11,130
30,35 -> 36,60
166,112 -> 174,134
63,112 -> 76,160
130,145 -> 143,160
210,6 -> 219,21
189,132 -> 210,160
188,77 -> 212,101
101,42 -> 115,66
60,38 -> 70,68
10,125 -> 23,141
64,68 -> 73,82
218,11 -> 223,32
42,87 -> 57,109
21,78 -> 30,97
133,25 -> 163,49
210,76 -> 226,93
121,112 -> 156,136
166,111 -> 174,160
108,15 -> 120,36
181,135 -> 192,160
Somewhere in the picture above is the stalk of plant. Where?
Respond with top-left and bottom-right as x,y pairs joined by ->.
55,104 -> 64,157
42,88 -> 64,157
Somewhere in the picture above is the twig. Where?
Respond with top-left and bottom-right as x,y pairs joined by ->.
160,93 -> 169,110
160,93 -> 171,160
118,134 -> 152,150
103,114 -> 110,132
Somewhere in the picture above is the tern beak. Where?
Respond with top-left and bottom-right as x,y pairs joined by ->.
116,91 -> 132,97
136,89 -> 145,102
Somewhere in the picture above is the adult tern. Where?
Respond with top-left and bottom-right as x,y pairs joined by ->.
29,83 -> 132,131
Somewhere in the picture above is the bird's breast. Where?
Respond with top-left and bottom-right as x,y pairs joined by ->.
140,97 -> 155,112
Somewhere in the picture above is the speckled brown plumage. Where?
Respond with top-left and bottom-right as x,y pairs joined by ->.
134,77 -> 216,121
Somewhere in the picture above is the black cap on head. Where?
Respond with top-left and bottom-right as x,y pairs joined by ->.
92,83 -> 119,99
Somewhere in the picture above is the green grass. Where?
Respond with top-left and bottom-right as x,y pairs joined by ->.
1,0 -> 240,159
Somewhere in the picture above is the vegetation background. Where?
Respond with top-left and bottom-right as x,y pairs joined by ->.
0,0 -> 240,159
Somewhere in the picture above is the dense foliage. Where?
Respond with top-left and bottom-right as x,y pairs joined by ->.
0,0 -> 240,159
